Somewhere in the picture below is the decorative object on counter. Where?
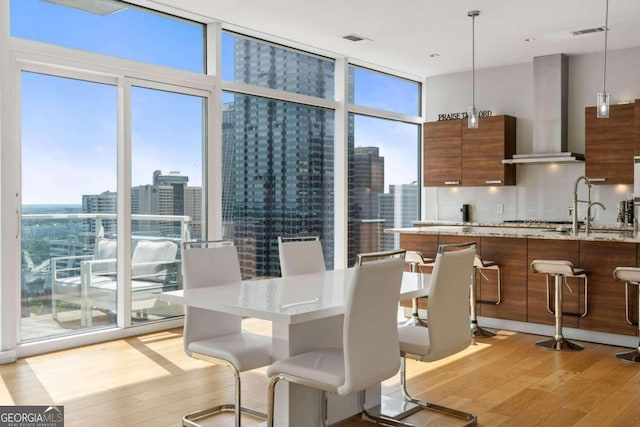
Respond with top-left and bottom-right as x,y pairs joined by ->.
530,259 -> 588,351
626,194 -> 634,226
461,204 -> 471,222
612,267 -> 640,363
467,10 -> 480,129
618,200 -> 627,226
597,0 -> 610,118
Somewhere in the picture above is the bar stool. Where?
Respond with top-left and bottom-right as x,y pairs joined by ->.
404,251 -> 434,327
612,267 -> 640,363
470,255 -> 501,338
530,260 -> 588,351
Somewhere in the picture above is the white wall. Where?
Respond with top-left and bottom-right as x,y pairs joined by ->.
423,47 -> 640,224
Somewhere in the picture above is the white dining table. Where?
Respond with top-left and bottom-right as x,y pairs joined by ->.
160,268 -> 431,426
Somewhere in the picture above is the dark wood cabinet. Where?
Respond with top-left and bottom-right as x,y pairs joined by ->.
579,241 -> 636,335
478,237 -> 527,322
423,115 -> 516,186
462,115 -> 517,186
423,119 -> 462,186
585,103 -> 636,184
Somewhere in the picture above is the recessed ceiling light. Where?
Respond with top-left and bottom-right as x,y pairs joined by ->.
524,37 -> 536,42
429,53 -> 440,59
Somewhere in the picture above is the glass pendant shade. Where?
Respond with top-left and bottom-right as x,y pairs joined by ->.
468,106 -> 478,128
597,92 -> 610,118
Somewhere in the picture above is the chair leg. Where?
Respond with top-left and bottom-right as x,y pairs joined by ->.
382,357 -> 477,426
403,297 -> 428,327
184,359 -> 266,427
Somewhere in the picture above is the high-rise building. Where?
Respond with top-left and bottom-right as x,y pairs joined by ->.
82,191 -> 117,236
379,183 -> 419,250
84,171 -> 201,240
348,146 -> 386,262
223,38 -> 334,278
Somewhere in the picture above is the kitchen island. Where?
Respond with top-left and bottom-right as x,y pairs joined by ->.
389,224 -> 640,348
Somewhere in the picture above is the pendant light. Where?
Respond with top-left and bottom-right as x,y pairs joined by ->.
468,10 -> 480,128
597,0 -> 610,118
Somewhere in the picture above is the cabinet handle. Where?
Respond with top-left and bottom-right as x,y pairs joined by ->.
485,180 -> 502,184
588,177 -> 606,183
444,180 -> 460,185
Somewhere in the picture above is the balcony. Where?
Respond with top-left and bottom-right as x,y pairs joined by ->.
21,212 -> 191,342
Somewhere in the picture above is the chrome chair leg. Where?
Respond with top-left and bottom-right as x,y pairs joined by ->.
617,282 -> 640,363
184,359 -> 267,427
470,268 -> 495,338
383,357 -> 477,426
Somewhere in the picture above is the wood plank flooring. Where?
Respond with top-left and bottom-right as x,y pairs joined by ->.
1,320 -> 639,426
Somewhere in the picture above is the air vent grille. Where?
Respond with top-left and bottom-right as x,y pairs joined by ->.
571,26 -> 606,36
342,34 -> 368,42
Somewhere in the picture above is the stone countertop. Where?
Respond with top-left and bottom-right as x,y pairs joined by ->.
412,220 -> 632,231
388,225 -> 640,243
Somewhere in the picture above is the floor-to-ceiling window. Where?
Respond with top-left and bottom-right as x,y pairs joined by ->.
10,0 -> 209,344
347,66 -> 422,266
221,32 -> 336,277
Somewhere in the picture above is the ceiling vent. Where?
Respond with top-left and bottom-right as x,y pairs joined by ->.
571,26 -> 606,36
342,34 -> 369,42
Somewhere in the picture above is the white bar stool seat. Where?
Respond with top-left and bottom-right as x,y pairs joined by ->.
530,259 -> 588,351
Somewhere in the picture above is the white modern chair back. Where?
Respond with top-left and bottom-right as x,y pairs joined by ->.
182,241 -> 243,356
278,236 -> 326,276
92,238 -> 117,274
341,256 -> 405,394
266,251 -> 405,426
131,240 -> 178,282
425,244 -> 476,361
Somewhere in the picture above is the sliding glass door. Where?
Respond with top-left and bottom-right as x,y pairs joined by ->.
20,71 -> 118,341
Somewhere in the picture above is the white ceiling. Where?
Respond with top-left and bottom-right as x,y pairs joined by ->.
142,0 -> 640,79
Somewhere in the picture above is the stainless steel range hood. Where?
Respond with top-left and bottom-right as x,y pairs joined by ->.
503,54 -> 584,164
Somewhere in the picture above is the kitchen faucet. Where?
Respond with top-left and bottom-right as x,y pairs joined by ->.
585,202 -> 606,234
572,176 -> 606,235
571,176 -> 592,236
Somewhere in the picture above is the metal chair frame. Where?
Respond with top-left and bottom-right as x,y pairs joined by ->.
181,240 -> 269,427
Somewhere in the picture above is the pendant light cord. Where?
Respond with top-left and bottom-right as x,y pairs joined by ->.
472,13 -> 476,108
603,0 -> 608,94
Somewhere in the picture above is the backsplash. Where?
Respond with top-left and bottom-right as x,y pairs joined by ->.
423,162 -> 630,226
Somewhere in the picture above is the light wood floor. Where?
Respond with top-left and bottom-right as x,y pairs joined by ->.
1,320 -> 640,426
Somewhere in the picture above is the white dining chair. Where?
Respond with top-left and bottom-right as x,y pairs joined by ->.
278,236 -> 326,276
181,240 -> 272,427
266,251 -> 405,427
390,242 -> 478,426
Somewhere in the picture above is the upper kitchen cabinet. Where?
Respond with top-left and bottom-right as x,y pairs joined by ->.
585,103 -> 636,184
423,115 -> 516,187
423,119 -> 462,186
462,115 -> 516,186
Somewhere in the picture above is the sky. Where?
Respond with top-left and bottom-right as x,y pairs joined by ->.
13,0 -> 419,205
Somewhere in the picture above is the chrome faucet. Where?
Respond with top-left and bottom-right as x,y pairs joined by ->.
585,202 -> 606,234
572,176 -> 592,236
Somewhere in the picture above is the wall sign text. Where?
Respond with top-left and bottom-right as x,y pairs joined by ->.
438,110 -> 493,121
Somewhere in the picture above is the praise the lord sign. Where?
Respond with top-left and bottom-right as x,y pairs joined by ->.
438,110 -> 493,121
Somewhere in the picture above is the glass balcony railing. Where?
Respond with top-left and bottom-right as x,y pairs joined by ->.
20,213 -> 191,342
